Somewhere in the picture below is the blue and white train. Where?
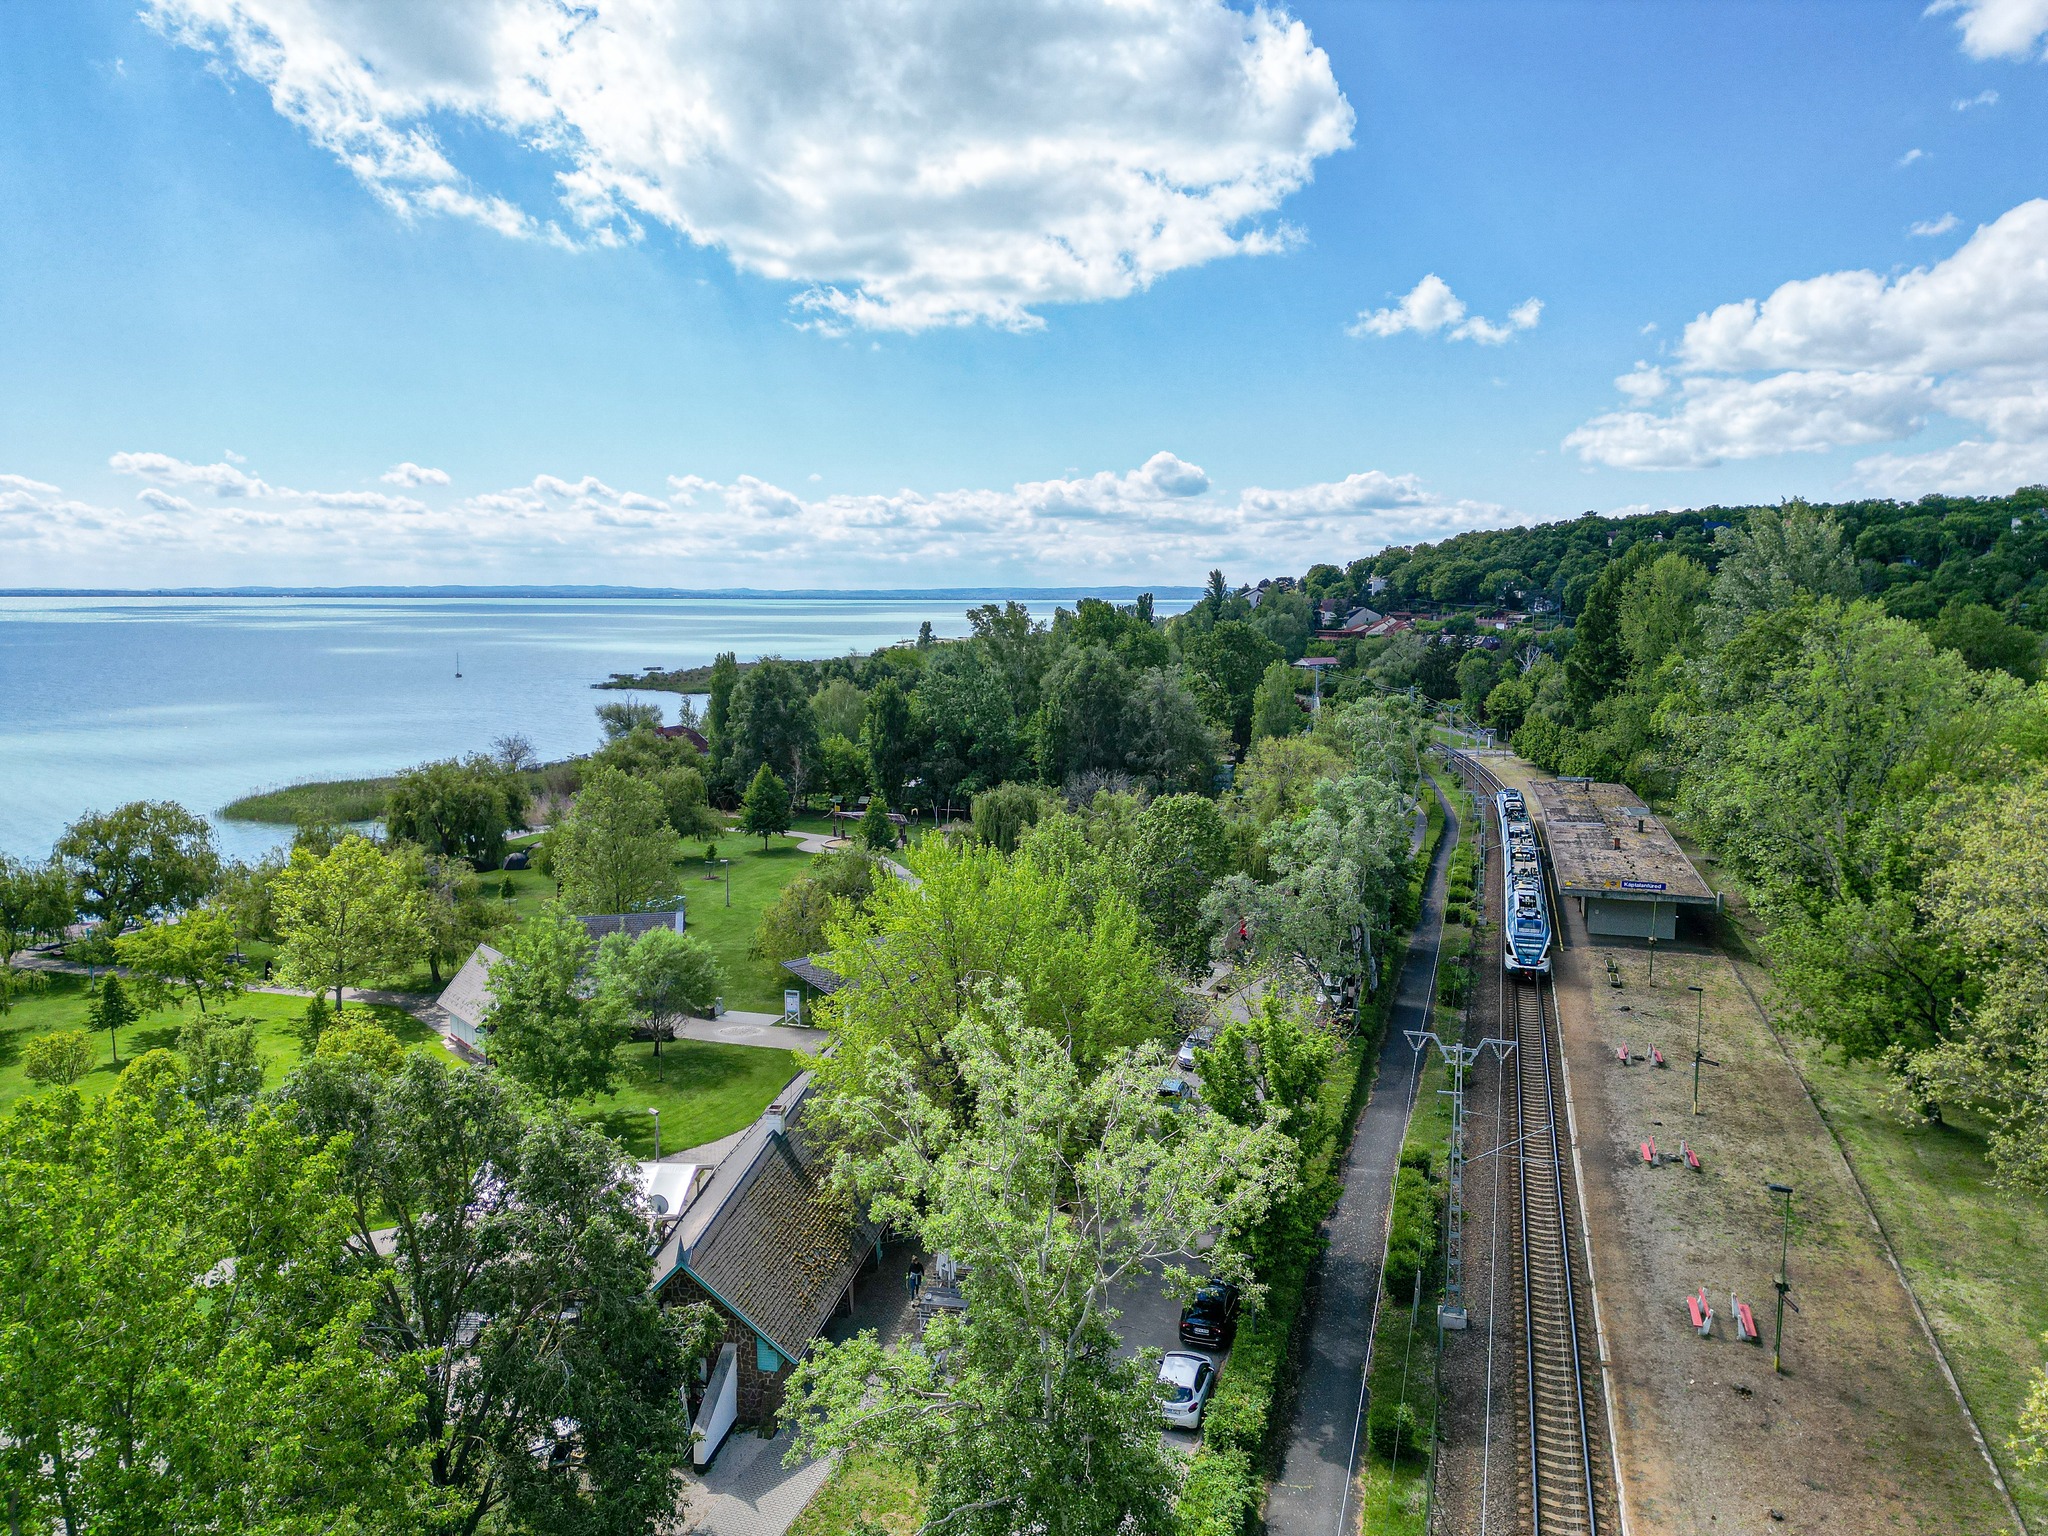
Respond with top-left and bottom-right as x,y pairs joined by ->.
1495,788 -> 1553,975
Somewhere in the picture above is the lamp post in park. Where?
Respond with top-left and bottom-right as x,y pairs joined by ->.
1768,1182 -> 1795,1373
649,1107 -> 662,1162
1688,984 -> 1706,1116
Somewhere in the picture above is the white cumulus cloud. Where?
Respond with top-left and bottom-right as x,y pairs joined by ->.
144,0 -> 1354,332
1930,0 -> 2048,61
1348,276 -> 1542,345
1,451 -> 1515,587
1955,88 -> 2002,109
382,461 -> 450,486
1910,212 -> 1960,237
1565,198 -> 2048,491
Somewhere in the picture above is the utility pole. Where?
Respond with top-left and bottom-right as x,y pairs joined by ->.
1405,1030 -> 1515,1327
1688,984 -> 1706,1115
1768,1181 -> 1795,1373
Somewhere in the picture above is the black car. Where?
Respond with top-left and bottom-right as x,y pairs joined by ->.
1179,1282 -> 1240,1348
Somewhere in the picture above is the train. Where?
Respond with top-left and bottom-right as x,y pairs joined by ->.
1495,788 -> 1554,975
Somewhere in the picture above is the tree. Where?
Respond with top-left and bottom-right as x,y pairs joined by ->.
593,925 -> 723,1080
1250,658 -> 1305,742
816,734 -> 871,809
386,755 -> 526,870
915,644 -> 1024,799
1033,645 -> 1137,785
277,1052 -> 715,1536
87,974 -> 138,1064
274,834 -> 430,1014
0,853 -> 73,967
391,846 -> 503,987
1131,793 -> 1231,971
754,877 -> 837,966
22,1028 -> 94,1088
486,904 -> 621,1103
811,677 -> 867,742
0,1059 -> 427,1536
727,658 -> 820,800
1706,499 -> 1859,635
741,763 -> 793,846
819,838 -> 1177,1116
857,793 -> 897,851
1928,600 -> 2043,682
646,762 -> 718,839
861,677 -> 918,807
1180,621 -> 1283,747
970,782 -> 1052,854
595,699 -> 663,740
176,1013 -> 265,1123
1235,734 -> 1342,826
115,908 -> 244,1015
705,650 -> 742,799
1121,668 -> 1223,794
552,767 -> 680,915
1196,992 -> 1338,1157
56,800 -> 219,938
786,1002 -> 1295,1536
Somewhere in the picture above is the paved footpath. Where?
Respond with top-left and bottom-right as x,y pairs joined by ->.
1266,781 -> 1456,1536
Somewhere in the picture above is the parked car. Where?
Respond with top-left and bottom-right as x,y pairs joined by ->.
1179,1282 -> 1240,1349
1158,1351 -> 1216,1429
1158,1075 -> 1195,1102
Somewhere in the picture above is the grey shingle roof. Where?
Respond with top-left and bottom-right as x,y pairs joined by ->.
780,956 -> 844,994
437,944 -> 504,1031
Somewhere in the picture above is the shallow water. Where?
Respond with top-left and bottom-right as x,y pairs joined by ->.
0,593 -> 1181,861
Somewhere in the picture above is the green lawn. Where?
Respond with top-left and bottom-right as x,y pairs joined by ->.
787,1453 -> 925,1536
0,972 -> 425,1116
579,1034 -> 800,1160
2,971 -> 798,1158
1789,1040 -> 2048,1528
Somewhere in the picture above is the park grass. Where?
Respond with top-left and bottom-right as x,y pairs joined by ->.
787,1453 -> 925,1536
219,776 -> 398,824
1,971 -> 797,1155
1788,1040 -> 2048,1528
580,1034 -> 799,1160
0,972 -> 424,1116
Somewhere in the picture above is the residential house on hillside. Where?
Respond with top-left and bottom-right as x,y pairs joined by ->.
648,1071 -> 878,1452
655,722 -> 710,752
435,907 -> 689,1055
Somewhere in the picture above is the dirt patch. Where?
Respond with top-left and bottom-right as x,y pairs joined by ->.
1477,755 -> 2016,1533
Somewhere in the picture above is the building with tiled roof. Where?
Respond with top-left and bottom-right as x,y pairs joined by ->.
648,1071 -> 877,1430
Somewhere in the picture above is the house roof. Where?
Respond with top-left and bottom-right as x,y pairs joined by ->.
781,956 -> 845,994
437,943 -> 504,1030
655,723 -> 710,751
579,910 -> 684,942
650,1071 -> 874,1361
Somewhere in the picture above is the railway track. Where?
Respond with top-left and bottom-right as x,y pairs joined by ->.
1445,747 -> 1606,1536
1510,973 -> 1599,1536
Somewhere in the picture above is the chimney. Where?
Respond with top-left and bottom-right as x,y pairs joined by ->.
765,1099 -> 787,1136
1612,836 -> 1623,850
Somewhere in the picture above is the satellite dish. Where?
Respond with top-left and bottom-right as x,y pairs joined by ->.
651,1194 -> 670,1215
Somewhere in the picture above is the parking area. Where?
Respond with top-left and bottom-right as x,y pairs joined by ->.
1111,1259 -> 1231,1449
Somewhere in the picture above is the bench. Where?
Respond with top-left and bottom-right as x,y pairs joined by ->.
1641,1138 -> 1657,1164
1688,1289 -> 1714,1336
1733,1295 -> 1759,1342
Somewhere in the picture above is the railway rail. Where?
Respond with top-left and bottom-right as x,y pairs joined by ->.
1446,748 -> 1605,1536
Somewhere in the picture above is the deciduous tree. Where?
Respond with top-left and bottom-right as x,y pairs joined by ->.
386,755 -> 526,870
740,763 -> 793,846
56,800 -> 219,938
21,1028 -> 94,1088
593,924 -> 722,1080
274,834 -> 430,1014
115,908 -> 244,1014
486,904 -> 621,1104
552,767 -> 679,915
87,974 -> 138,1064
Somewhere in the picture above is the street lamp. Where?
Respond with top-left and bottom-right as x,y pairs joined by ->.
1688,984 -> 1706,1116
1646,933 -> 1657,988
649,1107 -> 662,1162
1767,1182 -> 1795,1373
720,857 -> 732,908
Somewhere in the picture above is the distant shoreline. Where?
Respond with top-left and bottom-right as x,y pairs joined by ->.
0,584 -> 1203,600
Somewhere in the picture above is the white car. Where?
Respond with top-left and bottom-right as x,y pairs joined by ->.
1158,1351 -> 1216,1429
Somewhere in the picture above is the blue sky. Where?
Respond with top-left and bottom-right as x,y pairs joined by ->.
2,0 -> 2045,588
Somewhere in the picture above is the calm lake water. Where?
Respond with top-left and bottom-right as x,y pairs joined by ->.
0,594 -> 1186,862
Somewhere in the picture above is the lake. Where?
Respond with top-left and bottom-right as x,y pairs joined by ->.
0,593 -> 1190,862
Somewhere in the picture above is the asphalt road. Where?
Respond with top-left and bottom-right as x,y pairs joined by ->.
1266,782 -> 1456,1536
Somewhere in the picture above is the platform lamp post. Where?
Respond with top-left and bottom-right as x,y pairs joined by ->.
1688,984 -> 1706,1115
1767,1181 -> 1795,1373
1646,931 -> 1657,988
649,1107 -> 661,1162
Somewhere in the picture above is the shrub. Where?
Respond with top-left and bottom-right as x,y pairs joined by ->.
1366,1396 -> 1426,1463
1437,961 -> 1471,1008
23,1028 -> 95,1087
1382,1164 -> 1440,1304
1176,1448 -> 1260,1536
